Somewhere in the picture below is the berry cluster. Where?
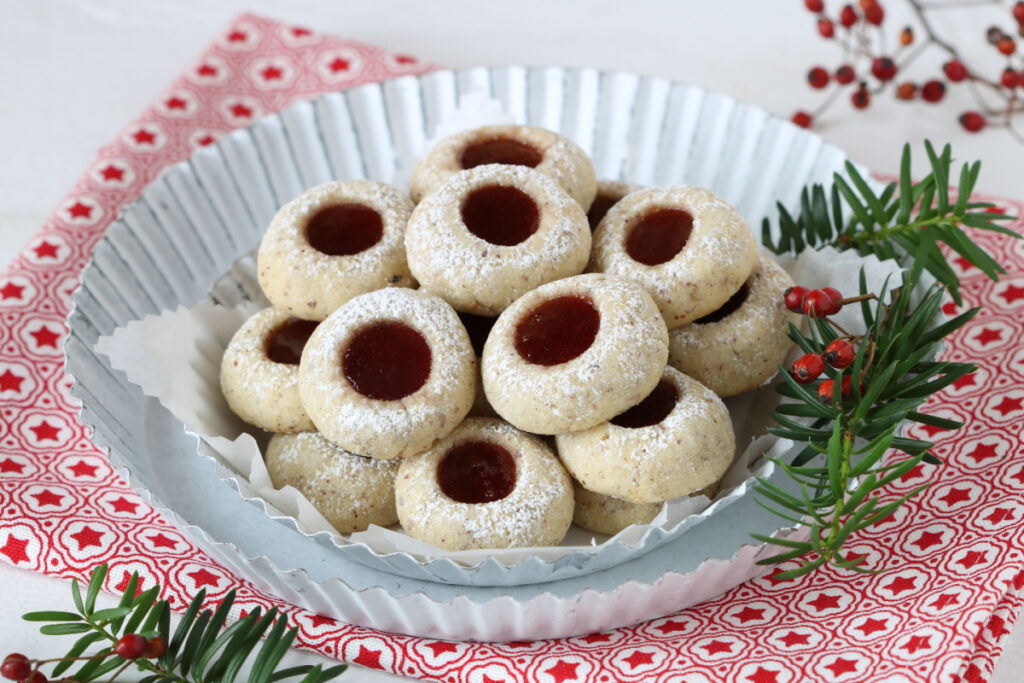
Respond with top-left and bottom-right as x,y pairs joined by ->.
2,635 -> 166,683
784,285 -> 869,405
784,285 -> 846,317
793,0 -> 1024,141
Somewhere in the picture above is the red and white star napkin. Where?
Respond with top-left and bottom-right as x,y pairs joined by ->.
1,13 -> 1023,683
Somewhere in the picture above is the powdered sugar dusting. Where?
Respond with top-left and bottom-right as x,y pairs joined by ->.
482,273 -> 669,432
592,185 -> 758,326
405,165 -> 590,314
397,418 -> 572,548
260,179 -> 412,277
298,287 -> 476,458
556,366 -> 735,503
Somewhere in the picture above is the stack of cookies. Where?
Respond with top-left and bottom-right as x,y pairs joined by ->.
220,124 -> 798,552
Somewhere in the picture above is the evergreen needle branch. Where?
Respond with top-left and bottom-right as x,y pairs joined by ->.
12,564 -> 347,683
762,141 -> 1020,305
755,264 -> 979,577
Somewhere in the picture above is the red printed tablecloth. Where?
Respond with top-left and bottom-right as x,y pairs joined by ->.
1,13 -> 1023,683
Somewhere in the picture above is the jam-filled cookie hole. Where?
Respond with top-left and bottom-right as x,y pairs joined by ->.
437,440 -> 517,504
459,138 -> 543,170
265,318 -> 319,365
694,283 -> 751,325
514,295 -> 600,367
342,321 -> 432,400
625,208 -> 693,266
609,379 -> 679,429
305,203 -> 384,256
460,185 -> 540,247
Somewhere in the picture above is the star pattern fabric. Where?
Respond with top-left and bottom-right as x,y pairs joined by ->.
0,12 -> 1023,683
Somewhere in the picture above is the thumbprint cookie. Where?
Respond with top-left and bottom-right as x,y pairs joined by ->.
481,273 -> 668,434
258,180 -> 415,320
590,186 -> 758,329
220,307 -> 317,432
298,288 -> 476,459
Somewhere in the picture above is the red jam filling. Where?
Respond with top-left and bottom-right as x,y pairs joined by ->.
342,321 -> 431,400
514,294 -> 600,366
265,318 -> 318,365
461,185 -> 540,246
694,283 -> 750,325
610,379 -> 679,429
459,138 -> 543,170
437,440 -> 517,504
458,312 -> 497,358
305,203 -> 383,256
624,208 -> 693,266
587,192 -> 621,231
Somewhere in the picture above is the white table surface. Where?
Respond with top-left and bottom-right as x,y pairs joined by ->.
0,0 -> 1021,680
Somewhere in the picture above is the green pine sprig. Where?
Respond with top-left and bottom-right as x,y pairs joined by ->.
753,262 -> 978,577
751,137 -> 1024,577
20,564 -> 346,683
761,141 -> 1018,304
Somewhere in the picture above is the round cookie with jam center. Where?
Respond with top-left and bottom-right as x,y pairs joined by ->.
669,252 -> 800,397
410,124 -> 597,209
556,366 -> 735,504
265,431 -> 400,534
220,307 -> 317,432
405,165 -> 591,316
258,180 -> 415,321
298,288 -> 476,460
590,186 -> 758,329
481,273 -> 669,435
395,417 -> 574,551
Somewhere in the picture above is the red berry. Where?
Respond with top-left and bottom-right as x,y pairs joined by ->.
841,376 -> 855,397
803,289 -> 834,317
865,4 -> 884,24
851,85 -> 871,109
115,633 -> 148,660
1015,1 -> 1024,23
825,339 -> 856,368
792,111 -> 813,128
998,37 -> 1016,55
1002,68 -> 1021,89
821,287 -> 844,314
900,26 -> 914,46
792,353 -> 826,384
835,64 -> 856,84
944,60 -> 968,82
818,378 -> 836,404
896,82 -> 916,100
818,17 -> 835,38
1,655 -> 31,682
871,56 -> 898,82
784,286 -> 809,312
840,4 -> 858,28
921,80 -> 945,103
959,111 -> 986,132
805,0 -> 825,11
859,0 -> 878,9
144,637 -> 168,659
22,673 -> 47,683
808,66 -> 830,89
